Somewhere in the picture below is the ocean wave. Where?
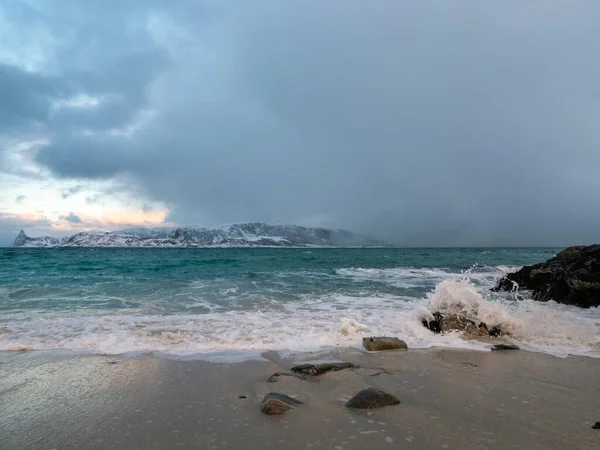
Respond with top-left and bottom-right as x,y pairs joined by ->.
335,265 -> 519,289
2,278 -> 598,359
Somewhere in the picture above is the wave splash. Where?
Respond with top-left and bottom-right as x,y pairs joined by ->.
1,266 -> 598,359
419,278 -> 599,357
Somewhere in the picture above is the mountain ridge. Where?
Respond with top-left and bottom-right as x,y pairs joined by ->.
10,222 -> 384,248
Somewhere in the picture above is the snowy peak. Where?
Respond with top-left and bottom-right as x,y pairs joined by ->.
11,223 -> 383,248
11,229 -> 61,248
12,229 -> 28,247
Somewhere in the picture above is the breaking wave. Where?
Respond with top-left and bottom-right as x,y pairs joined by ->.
1,257 -> 598,359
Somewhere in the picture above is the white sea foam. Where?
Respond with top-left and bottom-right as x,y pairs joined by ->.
420,278 -> 599,357
423,279 -> 524,333
336,267 -> 453,288
1,267 -> 598,360
335,265 -> 520,289
1,291 -> 598,359
339,318 -> 370,336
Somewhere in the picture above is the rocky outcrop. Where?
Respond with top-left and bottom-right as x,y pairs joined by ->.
362,337 -> 407,351
422,312 -> 504,337
493,245 -> 600,308
260,393 -> 303,415
345,388 -> 400,409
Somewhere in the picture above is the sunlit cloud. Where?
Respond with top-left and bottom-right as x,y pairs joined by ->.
51,208 -> 173,232
3,208 -> 173,236
14,212 -> 51,226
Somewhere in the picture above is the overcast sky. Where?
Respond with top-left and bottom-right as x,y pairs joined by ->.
1,0 -> 599,247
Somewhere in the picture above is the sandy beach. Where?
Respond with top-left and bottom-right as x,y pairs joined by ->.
1,348 -> 598,450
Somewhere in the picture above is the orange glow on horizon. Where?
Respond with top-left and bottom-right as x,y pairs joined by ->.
12,209 -> 174,233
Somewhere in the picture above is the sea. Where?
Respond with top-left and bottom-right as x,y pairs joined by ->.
1,248 -> 599,360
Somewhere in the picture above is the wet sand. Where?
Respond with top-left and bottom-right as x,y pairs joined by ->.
1,348 -> 599,449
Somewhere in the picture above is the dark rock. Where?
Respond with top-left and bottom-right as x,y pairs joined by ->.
291,362 -> 355,376
260,393 -> 303,415
493,244 -> 600,308
491,344 -> 519,351
422,312 -> 443,333
267,372 -> 291,382
489,326 -> 503,337
267,372 -> 306,382
592,422 -> 600,429
555,246 -> 587,260
345,388 -> 400,409
422,312 -> 504,337
362,336 -> 408,351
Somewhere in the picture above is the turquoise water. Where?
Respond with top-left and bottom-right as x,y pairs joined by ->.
0,247 -> 555,315
1,248 -> 598,357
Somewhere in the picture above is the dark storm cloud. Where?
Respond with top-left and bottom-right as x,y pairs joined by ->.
48,50 -> 168,132
0,63 -> 64,133
4,1 -> 600,245
37,134 -> 139,179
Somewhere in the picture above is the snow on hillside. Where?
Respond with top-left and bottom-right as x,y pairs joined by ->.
11,223 -> 383,248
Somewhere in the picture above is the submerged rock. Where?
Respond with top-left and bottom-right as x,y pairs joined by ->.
260,393 -> 303,415
422,312 -> 504,337
291,362 -> 355,376
493,244 -> 600,308
362,336 -> 408,351
491,344 -> 520,351
345,388 -> 400,409
267,372 -> 306,382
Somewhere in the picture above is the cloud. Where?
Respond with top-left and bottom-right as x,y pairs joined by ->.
51,208 -> 172,231
15,195 -> 25,204
0,207 -> 172,245
0,211 -> 51,228
0,63 -> 65,134
59,212 -> 82,223
2,1 -> 600,246
60,185 -> 84,199
85,195 -> 101,205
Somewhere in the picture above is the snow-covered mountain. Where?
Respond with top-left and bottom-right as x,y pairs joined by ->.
10,223 -> 384,248
11,230 -> 61,248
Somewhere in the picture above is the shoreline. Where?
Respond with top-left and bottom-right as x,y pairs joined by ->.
1,347 -> 598,449
3,339 -> 600,362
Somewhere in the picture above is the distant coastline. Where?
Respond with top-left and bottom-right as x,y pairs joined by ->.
10,222 -> 385,248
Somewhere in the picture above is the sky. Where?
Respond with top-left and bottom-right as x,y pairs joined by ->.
1,0 -> 600,247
